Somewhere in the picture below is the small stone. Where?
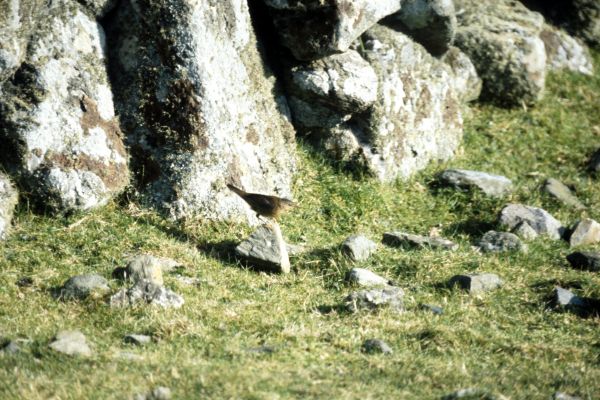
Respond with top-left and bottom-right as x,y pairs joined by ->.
543,178 -> 586,210
553,287 -> 588,309
121,255 -> 166,285
110,280 -> 184,309
438,169 -> 513,197
124,334 -> 152,346
419,304 -> 444,315
344,287 -> 404,313
449,273 -> 503,294
286,243 -> 307,256
477,231 -> 527,253
442,388 -> 503,400
341,234 -> 377,261
235,222 -> 290,273
134,386 -> 172,400
1,340 -> 20,354
59,274 -> 110,300
345,268 -> 391,287
569,218 -> 600,247
361,339 -> 393,354
49,330 -> 92,357
512,221 -> 539,240
499,204 -> 565,240
383,232 -> 458,251
566,251 -> 600,272
552,392 -> 582,400
16,277 -> 34,287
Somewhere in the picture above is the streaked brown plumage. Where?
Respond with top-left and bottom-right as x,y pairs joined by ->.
227,184 -> 294,219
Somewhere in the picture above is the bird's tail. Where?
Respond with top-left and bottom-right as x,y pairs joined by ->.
227,184 -> 246,197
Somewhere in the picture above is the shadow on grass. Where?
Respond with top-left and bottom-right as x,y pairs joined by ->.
446,218 -> 496,238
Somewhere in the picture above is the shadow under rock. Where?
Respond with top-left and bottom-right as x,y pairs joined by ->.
446,218 -> 497,238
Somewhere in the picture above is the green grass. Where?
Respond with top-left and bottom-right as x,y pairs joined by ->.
2,54 -> 600,399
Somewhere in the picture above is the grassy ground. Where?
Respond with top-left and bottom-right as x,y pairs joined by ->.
1,54 -> 600,399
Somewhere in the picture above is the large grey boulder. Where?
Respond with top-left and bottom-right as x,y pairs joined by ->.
263,0 -> 403,61
381,0 -> 457,56
499,204 -> 565,240
438,169 -> 512,197
0,173 -> 18,240
0,1 -> 129,213
454,0 -> 547,106
235,223 -> 290,273
287,24 -> 463,181
540,25 -> 594,75
107,0 -> 295,223
345,268 -> 391,287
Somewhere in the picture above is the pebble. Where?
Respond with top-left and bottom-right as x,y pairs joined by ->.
49,330 -> 92,357
341,234 -> 377,261
449,273 -> 503,294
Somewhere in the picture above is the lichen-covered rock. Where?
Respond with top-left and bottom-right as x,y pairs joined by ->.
341,234 -> 377,261
110,280 -> 184,309
449,273 -> 503,294
477,231 -> 527,253
454,0 -> 547,106
107,0 -> 295,223
0,0 -> 45,83
383,231 -> 458,250
0,1 -> 129,213
499,204 -> 565,240
0,173 -> 18,240
344,286 -> 404,313
263,0 -> 403,60
438,169 -> 512,197
59,274 -> 110,300
441,46 -> 482,102
381,0 -> 457,56
77,0 -> 118,17
345,268 -> 391,287
49,330 -> 92,357
235,222 -> 290,273
541,25 -> 594,75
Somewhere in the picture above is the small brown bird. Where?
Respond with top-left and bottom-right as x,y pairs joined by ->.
227,184 -> 295,220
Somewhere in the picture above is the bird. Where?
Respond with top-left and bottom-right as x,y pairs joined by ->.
227,183 -> 295,220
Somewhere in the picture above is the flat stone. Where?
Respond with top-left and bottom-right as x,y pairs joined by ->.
477,231 -> 527,253
49,330 -> 92,357
512,221 -> 539,240
383,232 -> 458,251
124,334 -> 152,346
235,223 -> 290,274
361,339 -> 393,354
59,274 -> 110,300
543,178 -> 586,210
0,173 -> 18,240
499,204 -> 565,240
341,235 -> 377,261
569,218 -> 600,247
566,251 -> 600,272
345,268 -> 391,287
110,280 -> 184,309
344,287 -> 404,313
449,273 -> 503,294
438,169 -> 512,197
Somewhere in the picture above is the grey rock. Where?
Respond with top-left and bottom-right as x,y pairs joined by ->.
541,25 -> 594,75
588,148 -> 600,173
442,388 -> 503,400
454,0 -> 546,106
124,334 -> 152,346
420,304 -> 444,315
438,169 -> 512,197
107,0 -> 295,223
381,0 -> 457,56
361,338 -> 393,354
264,0 -> 403,60
499,204 -> 565,240
552,287 -> 594,316
441,47 -> 483,102
16,276 -> 34,287
477,231 -> 527,253
341,235 -> 377,261
110,280 -> 184,309
383,231 -> 458,251
123,255 -> 166,285
569,218 -> 600,247
449,273 -> 503,294
512,221 -> 539,240
0,2 -> 129,213
286,243 -> 308,257
1,340 -> 20,354
543,178 -> 586,210
49,330 -> 92,357
566,251 -> 600,272
286,50 -> 378,115
344,287 -> 404,313
235,223 -> 290,274
59,274 -> 110,300
134,386 -> 172,400
0,173 -> 18,240
552,392 -> 582,400
345,268 -> 391,287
